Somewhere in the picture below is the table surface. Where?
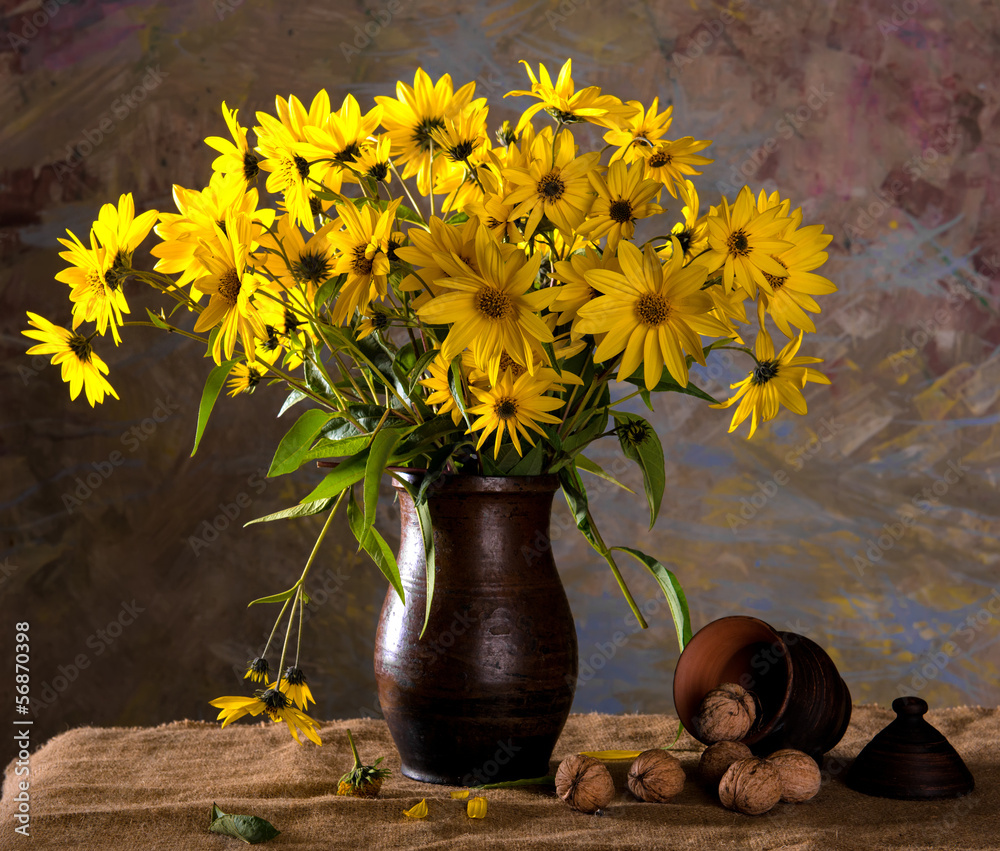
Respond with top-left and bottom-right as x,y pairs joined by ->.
2,705 -> 997,850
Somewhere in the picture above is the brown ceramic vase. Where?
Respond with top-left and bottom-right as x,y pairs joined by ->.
374,474 -> 578,785
672,615 -> 852,759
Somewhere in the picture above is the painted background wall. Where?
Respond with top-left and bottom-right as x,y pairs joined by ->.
2,0 -> 999,750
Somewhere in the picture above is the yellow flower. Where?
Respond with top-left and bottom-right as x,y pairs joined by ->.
204,101 -> 261,187
352,135 -> 393,185
209,688 -> 322,745
327,198 -> 402,325
192,212 -> 269,364
22,312 -> 119,406
375,68 -> 477,195
604,97 -> 674,163
243,657 -> 269,683
639,137 -> 714,198
151,174 -> 274,296
702,186 -> 794,298
55,230 -> 126,344
467,370 -> 565,458
257,214 -> 336,303
296,94 -> 384,194
420,353 -> 466,426
503,129 -> 600,240
394,215 -> 481,304
92,193 -> 158,277
757,212 -> 837,337
226,361 -> 265,396
505,58 -> 633,135
576,239 -> 731,390
550,245 -> 621,329
403,799 -> 429,819
712,327 -> 830,437
416,227 -> 556,384
255,112 -> 316,230
277,666 -> 315,710
432,100 -> 491,166
577,159 -> 663,252
664,179 -> 709,262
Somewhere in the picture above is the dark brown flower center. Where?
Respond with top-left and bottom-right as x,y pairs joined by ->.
351,245 -> 374,276
412,116 -> 446,151
537,171 -> 566,201
763,256 -> 789,290
634,292 -> 670,326
609,198 -> 634,224
494,398 -> 518,420
293,249 -> 331,284
498,352 -> 527,378
243,151 -> 260,182
752,360 -> 779,385
218,269 -> 241,306
648,150 -> 673,168
727,229 -> 751,256
475,286 -> 512,320
68,335 -> 92,363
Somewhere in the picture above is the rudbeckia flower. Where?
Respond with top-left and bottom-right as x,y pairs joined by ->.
209,687 -> 322,745
22,312 -> 119,406
712,326 -> 830,437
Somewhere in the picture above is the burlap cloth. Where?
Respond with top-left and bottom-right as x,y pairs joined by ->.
2,706 -> 996,850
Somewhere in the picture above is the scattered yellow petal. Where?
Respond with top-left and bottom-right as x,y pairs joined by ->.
403,799 -> 429,819
467,797 -> 487,819
579,749 -> 642,760
450,790 -> 470,800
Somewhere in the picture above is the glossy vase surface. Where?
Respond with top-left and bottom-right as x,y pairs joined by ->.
374,474 -> 578,785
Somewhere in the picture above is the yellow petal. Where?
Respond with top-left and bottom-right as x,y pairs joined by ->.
579,749 -> 642,760
403,799 -> 429,819
450,790 -> 470,800
467,797 -> 488,819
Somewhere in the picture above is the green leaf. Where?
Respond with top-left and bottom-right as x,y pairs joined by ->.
247,587 -> 298,607
145,307 -> 169,330
312,274 -> 344,312
208,803 -> 280,845
320,405 -> 403,440
268,409 -> 336,477
412,495 -> 436,639
300,450 -> 369,502
502,440 -> 546,476
303,352 -> 335,402
244,498 -> 335,527
542,340 -> 562,375
393,416 -> 457,462
575,455 -> 635,493
415,442 -> 470,504
192,359 -> 238,456
557,464 -> 601,553
447,356 -> 471,427
364,428 -> 403,531
612,412 -> 665,529
611,547 -> 692,653
347,489 -> 404,602
278,387 -> 308,417
297,434 -> 371,466
404,348 -> 440,397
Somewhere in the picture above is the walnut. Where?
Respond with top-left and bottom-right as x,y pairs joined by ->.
627,749 -> 685,803
767,748 -> 821,802
698,740 -> 753,787
718,757 -> 782,815
691,682 -> 758,743
555,754 -> 615,814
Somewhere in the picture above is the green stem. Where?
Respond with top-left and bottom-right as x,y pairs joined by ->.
587,508 -> 647,629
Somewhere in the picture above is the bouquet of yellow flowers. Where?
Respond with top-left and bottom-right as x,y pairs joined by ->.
24,59 -> 835,744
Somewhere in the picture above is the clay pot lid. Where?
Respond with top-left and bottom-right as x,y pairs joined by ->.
846,696 -> 975,800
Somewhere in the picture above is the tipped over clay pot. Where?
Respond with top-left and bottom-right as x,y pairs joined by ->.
673,616 -> 851,759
